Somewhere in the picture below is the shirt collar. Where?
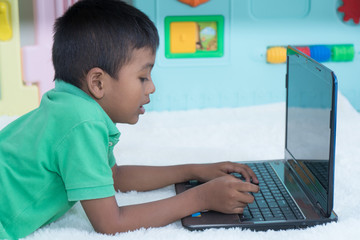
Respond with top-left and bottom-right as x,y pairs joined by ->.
55,79 -> 94,101
54,79 -> 120,138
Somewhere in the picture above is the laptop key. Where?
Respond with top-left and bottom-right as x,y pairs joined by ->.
278,200 -> 288,208
250,217 -> 265,222
248,202 -> 258,209
268,202 -> 278,208
252,214 -> 263,220
273,212 -> 284,218
257,200 -> 268,208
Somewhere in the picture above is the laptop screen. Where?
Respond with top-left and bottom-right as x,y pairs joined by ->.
285,46 -> 336,217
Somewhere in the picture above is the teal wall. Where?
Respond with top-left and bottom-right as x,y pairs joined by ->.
133,0 -> 360,112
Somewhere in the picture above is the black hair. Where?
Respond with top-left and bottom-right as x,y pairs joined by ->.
52,0 -> 159,88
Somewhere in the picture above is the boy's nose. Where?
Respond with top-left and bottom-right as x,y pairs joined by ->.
147,79 -> 156,94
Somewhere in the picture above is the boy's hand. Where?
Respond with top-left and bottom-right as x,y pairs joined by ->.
195,175 -> 259,214
192,161 -> 259,184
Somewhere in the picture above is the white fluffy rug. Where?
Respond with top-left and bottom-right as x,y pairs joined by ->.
1,93 -> 359,240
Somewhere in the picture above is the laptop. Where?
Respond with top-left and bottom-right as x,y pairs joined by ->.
175,45 -> 338,231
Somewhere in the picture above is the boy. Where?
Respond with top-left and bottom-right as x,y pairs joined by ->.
0,0 -> 259,238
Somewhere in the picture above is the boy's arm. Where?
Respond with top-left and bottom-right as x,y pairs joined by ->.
112,162 -> 258,192
112,164 -> 195,192
81,190 -> 200,234
81,175 -> 258,234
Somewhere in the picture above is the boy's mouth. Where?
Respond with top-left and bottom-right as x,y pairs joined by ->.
140,100 -> 150,114
140,105 -> 145,114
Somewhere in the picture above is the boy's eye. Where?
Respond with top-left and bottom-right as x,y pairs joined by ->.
140,77 -> 148,82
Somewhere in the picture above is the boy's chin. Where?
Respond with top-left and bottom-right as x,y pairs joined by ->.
114,114 -> 140,125
126,116 -> 140,125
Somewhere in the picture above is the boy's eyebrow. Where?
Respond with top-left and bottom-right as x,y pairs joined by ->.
139,63 -> 154,71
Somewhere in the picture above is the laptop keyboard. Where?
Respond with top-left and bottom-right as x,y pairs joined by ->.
239,162 -> 304,222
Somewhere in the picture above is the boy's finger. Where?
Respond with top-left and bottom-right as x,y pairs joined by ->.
233,207 -> 244,214
243,165 -> 259,184
236,181 -> 260,193
228,164 -> 250,181
232,164 -> 259,184
236,192 -> 255,204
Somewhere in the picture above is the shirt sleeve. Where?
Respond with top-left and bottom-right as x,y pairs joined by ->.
55,121 -> 115,201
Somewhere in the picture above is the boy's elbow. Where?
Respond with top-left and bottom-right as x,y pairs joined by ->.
93,218 -> 144,235
81,197 -> 131,235
93,226 -> 122,235
92,215 -> 129,235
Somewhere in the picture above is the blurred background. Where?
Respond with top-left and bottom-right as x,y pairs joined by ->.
0,0 -> 359,115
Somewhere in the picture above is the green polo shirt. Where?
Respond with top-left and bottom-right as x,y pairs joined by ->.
0,80 -> 120,239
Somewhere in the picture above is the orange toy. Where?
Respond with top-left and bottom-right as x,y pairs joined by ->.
178,0 -> 209,7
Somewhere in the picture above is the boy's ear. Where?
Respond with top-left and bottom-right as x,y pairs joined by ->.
85,67 -> 106,99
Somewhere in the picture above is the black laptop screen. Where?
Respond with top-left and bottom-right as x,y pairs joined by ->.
285,47 -> 335,215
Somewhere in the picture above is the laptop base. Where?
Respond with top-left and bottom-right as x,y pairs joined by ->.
178,210 -> 337,231
175,160 -> 338,231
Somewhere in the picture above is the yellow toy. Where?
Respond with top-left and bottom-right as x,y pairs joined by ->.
266,46 -> 287,64
0,1 -> 12,41
0,0 -> 39,116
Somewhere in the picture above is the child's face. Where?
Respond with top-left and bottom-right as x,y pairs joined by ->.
102,47 -> 156,124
